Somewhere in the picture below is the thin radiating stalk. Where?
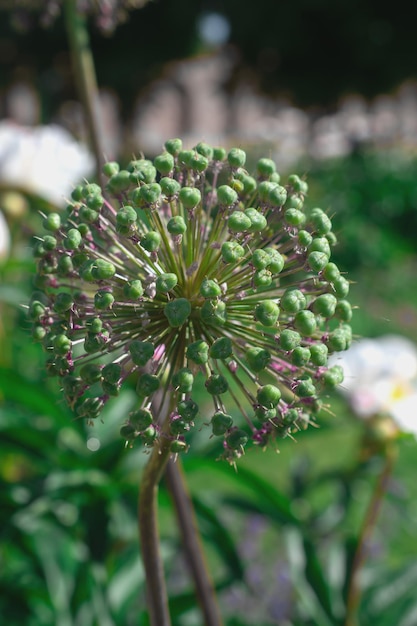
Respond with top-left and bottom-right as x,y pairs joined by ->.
64,0 -> 105,183
165,459 -> 224,626
344,445 -> 397,626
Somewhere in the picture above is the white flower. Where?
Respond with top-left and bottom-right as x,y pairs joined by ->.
329,335 -> 417,436
0,120 -> 94,207
0,210 -> 10,259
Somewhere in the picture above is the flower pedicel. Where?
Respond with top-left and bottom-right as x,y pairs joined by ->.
29,140 -> 352,463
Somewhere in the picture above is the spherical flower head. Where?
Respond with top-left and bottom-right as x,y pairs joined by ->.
30,141 -> 353,463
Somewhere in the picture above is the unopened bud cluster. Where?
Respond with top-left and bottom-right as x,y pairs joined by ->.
30,139 -> 352,462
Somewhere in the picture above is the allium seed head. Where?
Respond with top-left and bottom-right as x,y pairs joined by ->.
30,141 -> 353,463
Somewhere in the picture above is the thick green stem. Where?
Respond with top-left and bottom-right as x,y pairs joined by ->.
165,459 -> 223,626
138,437 -> 172,626
63,0 -> 105,183
344,445 -> 396,626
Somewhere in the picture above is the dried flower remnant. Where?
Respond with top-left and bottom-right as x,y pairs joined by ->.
29,140 -> 352,462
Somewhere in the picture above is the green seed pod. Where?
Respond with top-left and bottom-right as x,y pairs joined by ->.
79,259 -> 96,282
43,212 -> 61,231
296,376 -> 316,397
335,300 -> 352,322
80,363 -> 103,384
178,150 -> 195,168
139,183 -> 162,206
298,230 -> 313,247
91,259 -> 116,280
268,184 -> 287,206
226,428 -> 248,449
255,300 -> 279,327
257,181 -> 277,202
75,397 -> 103,419
116,205 -> 137,233
332,276 -> 350,298
54,292 -> 73,313
266,248 -> 285,273
228,210 -> 252,233
323,262 -> 341,283
170,418 -> 189,436
186,339 -> 209,364
107,170 -> 132,193
172,367 -> 194,393
288,174 -> 308,194
211,411 -> 233,436
154,152 -> 175,175
64,228 -> 82,250
308,251 -> 329,273
257,157 -> 276,178
291,346 -> 311,367
101,379 -> 121,396
327,327 -> 350,352
310,208 -> 332,235
279,328 -> 301,351
94,290 -> 114,310
136,373 -> 160,397
205,373 -> 229,395
164,298 -> 191,327
167,215 -> 187,236
129,340 -> 154,366
194,141 -> 213,160
212,146 -> 227,161
313,293 -> 338,318
141,424 -> 158,445
140,231 -> 161,253
83,330 -> 109,353
257,384 -> 281,408
285,208 -> 306,228
321,365 -> 344,387
217,184 -> 238,206
200,300 -> 227,325
156,272 -> 178,294
165,138 -> 183,156
130,408 -> 153,430
281,289 -> 306,314
42,235 -> 57,251
57,254 -> 74,276
85,193 -> 103,211
282,408 -> 299,426
32,325 -> 47,341
160,177 -> 181,198
102,161 -> 120,177
285,195 -> 304,211
209,337 -> 233,360
254,406 -> 276,423
244,207 -> 267,232
200,278 -> 221,298
235,171 -> 257,195
252,249 -> 270,270
123,279 -> 144,300
170,439 -> 188,453
102,363 -> 122,384
71,185 -> 84,201
120,423 -> 138,441
294,310 -> 317,336
229,177 -> 245,195
309,236 -> 331,257
62,374 -> 82,396
53,333 -> 71,355
221,241 -> 245,263
309,342 -> 328,366
227,148 -> 246,168
190,153 -> 209,173
177,399 -> 199,421
179,187 -> 201,209
253,269 -> 272,288
246,346 -> 271,372
85,317 -> 103,334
